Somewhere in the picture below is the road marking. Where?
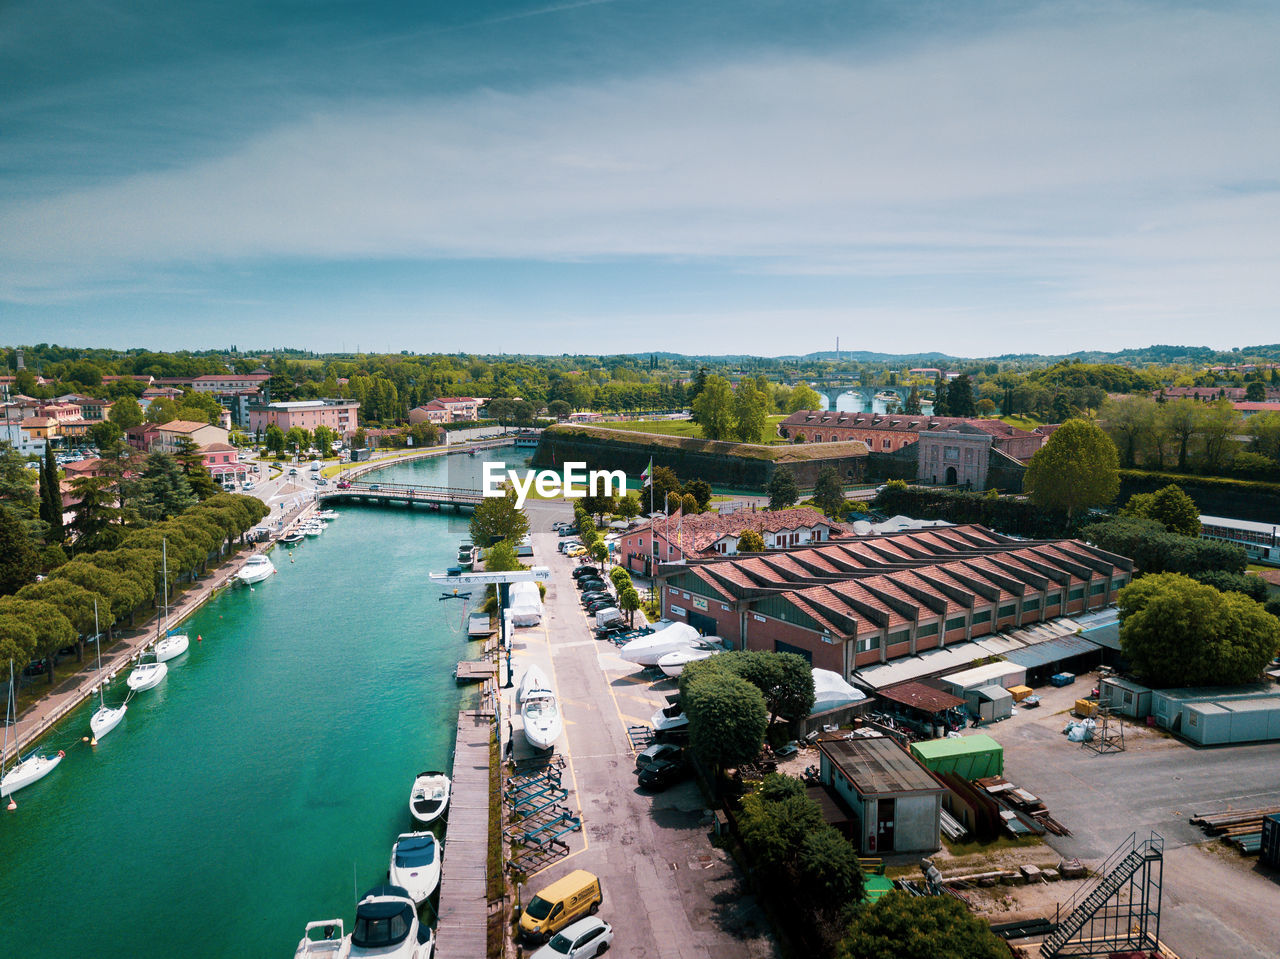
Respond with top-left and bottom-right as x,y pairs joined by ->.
541,614 -> 587,856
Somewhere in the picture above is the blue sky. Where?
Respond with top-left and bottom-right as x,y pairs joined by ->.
1,0 -> 1277,356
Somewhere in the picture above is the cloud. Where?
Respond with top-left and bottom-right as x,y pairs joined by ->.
1,1 -> 1278,350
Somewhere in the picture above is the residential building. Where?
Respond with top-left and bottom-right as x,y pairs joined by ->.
190,370 -> 273,393
247,399 -> 360,438
125,423 -> 162,452
152,420 -> 231,453
651,524 -> 1131,678
54,394 -> 113,421
19,416 -> 58,442
199,442 -> 246,483
1234,401 -> 1280,418
0,412 -> 46,455
38,402 -> 84,423
408,397 -> 479,424
621,507 -> 844,575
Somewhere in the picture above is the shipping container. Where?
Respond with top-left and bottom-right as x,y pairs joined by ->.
910,734 -> 1004,780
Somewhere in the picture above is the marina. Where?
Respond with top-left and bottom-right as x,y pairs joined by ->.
0,453 -> 512,959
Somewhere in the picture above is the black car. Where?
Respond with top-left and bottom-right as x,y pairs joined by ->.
577,580 -> 606,593
571,566 -> 600,579
585,599 -> 617,614
580,592 -> 611,606
638,757 -> 691,791
558,527 -> 580,537
595,621 -> 629,639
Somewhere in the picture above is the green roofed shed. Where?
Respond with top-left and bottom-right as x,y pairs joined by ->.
909,734 -> 1004,780
861,873 -> 895,903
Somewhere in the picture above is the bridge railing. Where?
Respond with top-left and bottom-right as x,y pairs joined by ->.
325,481 -> 485,503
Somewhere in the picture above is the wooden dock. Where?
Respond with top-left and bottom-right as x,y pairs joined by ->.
455,660 -> 497,683
436,705 -> 495,958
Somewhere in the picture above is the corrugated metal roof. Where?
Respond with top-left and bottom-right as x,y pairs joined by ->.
1004,633 -> 1101,669
877,681 -> 965,713
820,737 -> 944,795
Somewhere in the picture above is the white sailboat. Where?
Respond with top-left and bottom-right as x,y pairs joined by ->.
154,541 -> 190,663
2,661 -> 66,798
88,602 -> 126,742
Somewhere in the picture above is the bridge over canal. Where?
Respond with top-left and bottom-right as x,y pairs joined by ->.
316,481 -> 484,511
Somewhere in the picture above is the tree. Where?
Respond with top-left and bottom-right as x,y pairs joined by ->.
108,395 -> 144,429
737,529 -> 766,553
1118,573 -> 1280,687
1023,419 -> 1119,520
932,376 -> 950,417
729,650 -> 816,724
312,424 -> 337,454
0,613 -> 37,683
135,452 -> 197,522
145,396 -> 178,424
768,466 -> 799,509
88,419 -> 123,450
643,465 -> 681,514
680,492 -> 698,515
547,399 -> 571,419
39,444 -> 64,544
590,541 -> 609,568
67,476 -> 124,552
683,479 -> 713,511
948,374 -> 977,417
469,483 -> 530,546
0,597 -> 75,684
1246,381 -> 1266,401
788,383 -> 822,413
1080,515 -> 1245,578
693,375 -> 734,440
797,828 -> 865,917
616,490 -> 642,520
284,426 -> 310,455
1121,484 -> 1200,536
683,673 -> 768,772
837,890 -> 1010,959
903,386 -> 922,416
174,438 -> 219,500
812,466 -> 845,518
1101,396 -> 1158,468
618,584 -> 642,625
0,505 -> 40,596
264,424 -> 286,455
0,442 -> 39,527
687,366 -> 709,413
738,781 -> 824,872
732,378 -> 770,443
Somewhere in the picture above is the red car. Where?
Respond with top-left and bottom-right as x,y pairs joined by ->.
337,480 -> 351,489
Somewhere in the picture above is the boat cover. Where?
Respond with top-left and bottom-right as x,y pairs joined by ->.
393,836 -> 437,867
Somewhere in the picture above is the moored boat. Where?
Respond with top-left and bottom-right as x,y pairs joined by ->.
347,885 -> 434,958
388,832 -> 442,904
409,770 -> 451,824
235,554 -> 275,584
2,663 -> 66,797
154,632 -> 189,662
295,919 -> 349,958
280,531 -> 305,545
126,657 -> 168,692
88,602 -> 127,741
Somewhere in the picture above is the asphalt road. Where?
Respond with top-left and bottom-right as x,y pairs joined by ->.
503,499 -> 779,959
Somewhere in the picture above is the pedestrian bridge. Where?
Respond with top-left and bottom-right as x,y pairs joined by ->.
317,481 -> 485,511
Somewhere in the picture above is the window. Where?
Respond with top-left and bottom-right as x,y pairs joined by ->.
944,615 -> 966,632
917,621 -> 939,638
1022,596 -> 1040,611
1068,586 -> 1085,601
1089,581 -> 1106,596
887,629 -> 910,646
855,635 -> 877,653
1122,690 -> 1133,705
882,439 -> 890,449
944,446 -> 959,461
972,610 -> 992,625
997,603 -> 1015,619
1045,591 -> 1061,607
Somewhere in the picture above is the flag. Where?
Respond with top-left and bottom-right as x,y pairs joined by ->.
640,456 -> 653,484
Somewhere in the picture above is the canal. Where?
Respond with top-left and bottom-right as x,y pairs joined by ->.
0,452 -> 510,959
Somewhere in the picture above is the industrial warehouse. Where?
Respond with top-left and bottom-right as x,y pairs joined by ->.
651,524 -> 1131,687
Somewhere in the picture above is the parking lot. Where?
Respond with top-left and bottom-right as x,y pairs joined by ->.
501,499 -> 779,959
979,675 -> 1280,959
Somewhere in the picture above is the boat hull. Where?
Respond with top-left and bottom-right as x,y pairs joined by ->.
389,833 -> 442,903
409,772 -> 451,825
155,634 -> 189,662
1,751 -> 64,796
126,661 -> 168,692
657,648 -> 716,678
90,704 -> 127,739
236,565 -> 275,584
521,695 -> 563,750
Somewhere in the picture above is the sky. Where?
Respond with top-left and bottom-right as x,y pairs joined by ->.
1,0 -> 1277,357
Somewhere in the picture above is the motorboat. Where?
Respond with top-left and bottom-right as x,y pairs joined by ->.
236,554 -> 276,585
657,638 -> 726,678
516,665 -> 550,705
295,919 -> 350,958
347,885 -> 434,958
650,701 -> 689,732
154,631 -> 189,662
457,543 -> 475,569
280,531 -> 305,545
302,522 -> 324,537
88,603 -> 127,741
2,663 -> 65,797
388,832 -> 442,904
312,510 -> 339,521
409,770 -> 451,824
618,623 -> 702,666
522,689 -> 563,750
126,657 -> 168,692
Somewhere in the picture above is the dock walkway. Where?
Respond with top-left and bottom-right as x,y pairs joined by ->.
436,702 -> 495,958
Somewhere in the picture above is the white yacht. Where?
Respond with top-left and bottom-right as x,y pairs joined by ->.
295,920 -> 349,958
516,665 -> 550,705
408,770 -> 451,825
521,688 -> 563,751
657,638 -> 725,678
312,509 -> 339,521
235,554 -> 275,585
347,885 -> 434,958
618,623 -> 702,666
302,522 -> 324,537
154,632 -> 189,662
126,656 -> 168,692
2,664 -> 65,797
388,832 -> 442,904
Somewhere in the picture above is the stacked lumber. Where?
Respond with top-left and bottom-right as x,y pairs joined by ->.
1190,805 -> 1280,856
975,775 -> 1073,837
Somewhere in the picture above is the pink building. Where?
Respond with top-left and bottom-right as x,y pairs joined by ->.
621,507 -> 843,575
247,399 -> 360,437
153,420 -> 230,453
408,397 -> 479,424
199,442 -> 245,482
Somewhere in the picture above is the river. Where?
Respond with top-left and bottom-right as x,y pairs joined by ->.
0,451 -> 511,959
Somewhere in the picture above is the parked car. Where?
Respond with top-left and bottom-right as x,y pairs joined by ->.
577,581 -> 606,594
635,742 -> 683,771
638,757 -> 691,791
337,480 -> 351,489
288,467 -> 299,476
566,545 -> 587,557
558,527 -> 580,537
581,593 -> 611,607
584,599 -> 616,615
530,917 -> 613,959
317,478 -> 328,486
594,621 -> 629,639
369,484 -> 380,490
571,566 -> 601,579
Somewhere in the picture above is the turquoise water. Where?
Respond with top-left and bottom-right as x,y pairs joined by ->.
0,453 -> 497,959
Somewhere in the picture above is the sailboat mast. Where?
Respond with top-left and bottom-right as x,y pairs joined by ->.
94,601 -> 104,708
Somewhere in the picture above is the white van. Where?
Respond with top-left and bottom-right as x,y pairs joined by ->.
310,461 -> 321,472
595,607 -> 624,629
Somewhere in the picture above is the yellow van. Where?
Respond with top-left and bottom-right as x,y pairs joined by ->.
518,869 -> 603,945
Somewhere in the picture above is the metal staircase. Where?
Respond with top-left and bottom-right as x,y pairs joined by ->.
1040,832 -> 1163,957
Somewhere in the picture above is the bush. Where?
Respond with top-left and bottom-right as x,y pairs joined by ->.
1080,516 -> 1247,577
